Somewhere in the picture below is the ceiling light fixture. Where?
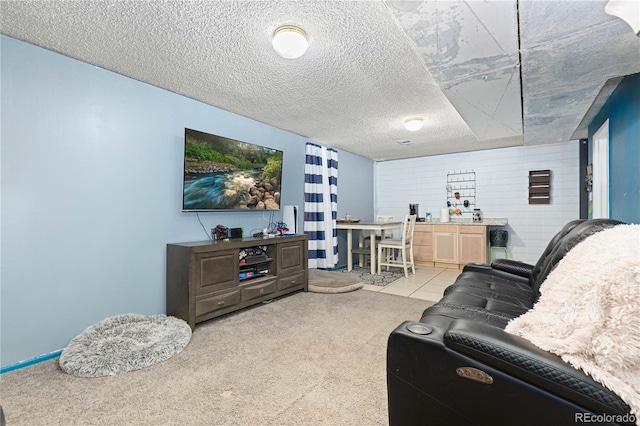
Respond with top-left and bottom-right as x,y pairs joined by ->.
272,25 -> 308,59
404,118 -> 424,131
605,0 -> 640,36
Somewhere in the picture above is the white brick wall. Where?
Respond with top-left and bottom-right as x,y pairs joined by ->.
375,141 -> 580,264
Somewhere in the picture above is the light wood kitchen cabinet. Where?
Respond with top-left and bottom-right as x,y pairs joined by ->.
458,225 -> 487,266
433,225 -> 458,266
414,223 -> 490,268
413,224 -> 433,263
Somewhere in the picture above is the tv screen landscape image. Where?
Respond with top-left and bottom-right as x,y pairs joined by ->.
182,128 -> 283,211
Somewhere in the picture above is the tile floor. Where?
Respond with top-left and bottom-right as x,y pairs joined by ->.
361,265 -> 462,302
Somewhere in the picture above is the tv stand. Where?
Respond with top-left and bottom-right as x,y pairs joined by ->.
166,235 -> 308,330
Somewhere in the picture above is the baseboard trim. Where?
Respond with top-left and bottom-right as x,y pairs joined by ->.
434,262 -> 461,269
1,350 -> 63,374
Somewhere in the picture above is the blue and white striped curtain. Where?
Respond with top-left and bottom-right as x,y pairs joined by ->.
304,142 -> 338,269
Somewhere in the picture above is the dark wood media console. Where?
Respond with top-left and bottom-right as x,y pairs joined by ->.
167,234 -> 308,330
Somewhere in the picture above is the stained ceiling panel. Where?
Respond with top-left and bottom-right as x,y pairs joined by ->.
519,0 -> 640,146
385,0 -> 522,142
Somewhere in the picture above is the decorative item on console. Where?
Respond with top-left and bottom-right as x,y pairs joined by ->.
274,221 -> 289,236
212,225 -> 229,240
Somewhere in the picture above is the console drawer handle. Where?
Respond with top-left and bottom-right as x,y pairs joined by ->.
217,301 -> 225,306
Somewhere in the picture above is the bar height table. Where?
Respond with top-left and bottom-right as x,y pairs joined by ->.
336,221 -> 402,274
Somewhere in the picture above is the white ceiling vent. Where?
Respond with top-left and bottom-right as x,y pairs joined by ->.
397,140 -> 413,146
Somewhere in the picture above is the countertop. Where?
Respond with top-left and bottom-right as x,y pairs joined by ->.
416,218 -> 508,226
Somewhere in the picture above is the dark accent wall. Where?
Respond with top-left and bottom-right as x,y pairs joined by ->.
588,72 -> 640,224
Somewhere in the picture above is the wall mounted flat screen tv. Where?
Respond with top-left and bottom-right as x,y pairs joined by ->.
182,128 -> 283,211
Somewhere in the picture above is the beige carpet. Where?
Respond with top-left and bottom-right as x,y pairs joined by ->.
0,290 -> 431,426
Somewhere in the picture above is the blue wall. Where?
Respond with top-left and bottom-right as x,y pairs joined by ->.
588,72 -> 640,224
0,36 -> 373,367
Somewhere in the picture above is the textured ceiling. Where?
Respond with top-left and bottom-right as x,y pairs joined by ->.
1,0 -> 639,161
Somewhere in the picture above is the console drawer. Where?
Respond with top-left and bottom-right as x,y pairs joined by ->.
277,271 -> 306,291
195,290 -> 241,317
242,279 -> 277,302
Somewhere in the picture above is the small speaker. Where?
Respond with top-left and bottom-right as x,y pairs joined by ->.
230,228 -> 243,239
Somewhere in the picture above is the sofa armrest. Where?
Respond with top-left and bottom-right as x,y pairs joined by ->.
443,320 -> 630,416
490,258 -> 534,278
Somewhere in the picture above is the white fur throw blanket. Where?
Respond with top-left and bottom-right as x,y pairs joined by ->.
506,224 -> 640,423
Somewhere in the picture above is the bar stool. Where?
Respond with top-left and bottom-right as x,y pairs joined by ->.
489,229 -> 509,262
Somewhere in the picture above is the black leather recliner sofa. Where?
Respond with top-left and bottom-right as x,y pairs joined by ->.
387,219 -> 635,426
